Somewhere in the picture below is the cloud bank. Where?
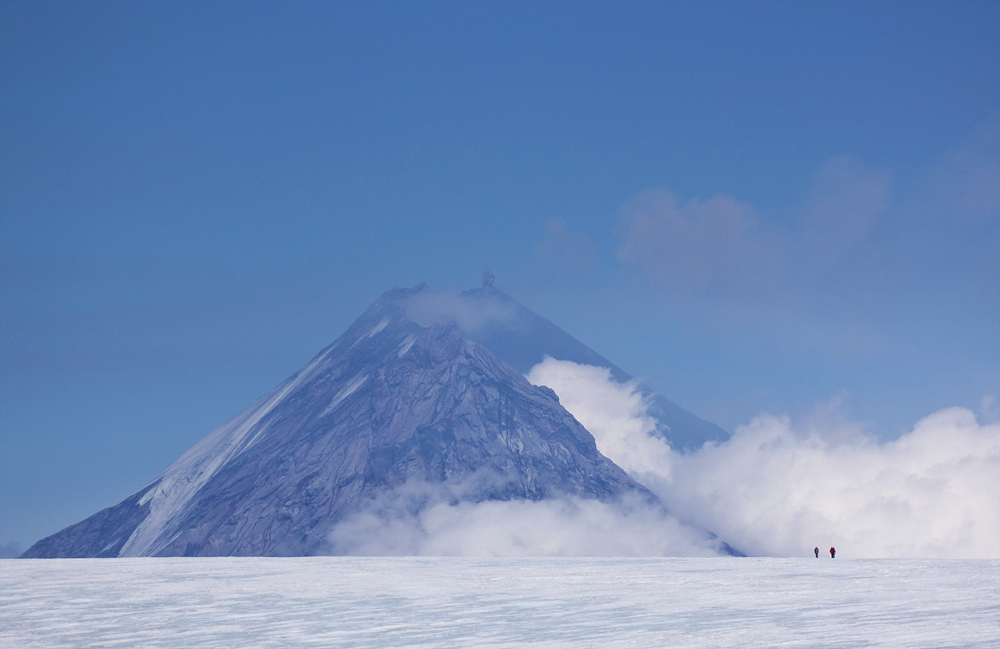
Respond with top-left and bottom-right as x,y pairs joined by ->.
528,357 -> 1000,559
327,480 -> 722,557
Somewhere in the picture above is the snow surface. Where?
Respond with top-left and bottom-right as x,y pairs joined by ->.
2,558 -> 997,648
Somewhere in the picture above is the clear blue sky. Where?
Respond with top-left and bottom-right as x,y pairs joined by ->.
1,0 -> 998,551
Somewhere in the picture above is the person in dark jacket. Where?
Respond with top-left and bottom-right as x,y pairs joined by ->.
830,547 -> 836,558
814,547 -> 819,558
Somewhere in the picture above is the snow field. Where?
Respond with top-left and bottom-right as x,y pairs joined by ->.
2,557 -> 997,648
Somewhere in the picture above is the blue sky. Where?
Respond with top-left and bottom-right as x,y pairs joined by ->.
1,0 -> 998,551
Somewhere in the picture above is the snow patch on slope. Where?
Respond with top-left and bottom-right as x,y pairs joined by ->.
398,334 -> 416,357
352,317 -> 392,347
369,317 -> 391,337
321,374 -> 368,417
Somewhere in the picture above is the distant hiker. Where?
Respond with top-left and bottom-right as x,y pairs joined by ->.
814,547 -> 819,558
830,547 -> 836,559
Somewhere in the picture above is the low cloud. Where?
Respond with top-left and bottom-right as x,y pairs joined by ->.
526,359 -> 673,483
327,479 -> 722,557
324,357 -> 999,559
528,358 -> 1000,559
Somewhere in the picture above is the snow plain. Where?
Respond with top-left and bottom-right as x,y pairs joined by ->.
2,557 -> 998,648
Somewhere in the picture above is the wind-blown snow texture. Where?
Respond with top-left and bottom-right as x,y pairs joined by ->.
2,557 -> 997,648
24,284 -> 727,558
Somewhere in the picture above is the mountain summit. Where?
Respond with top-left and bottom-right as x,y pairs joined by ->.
23,283 -> 731,558
413,276 -> 729,452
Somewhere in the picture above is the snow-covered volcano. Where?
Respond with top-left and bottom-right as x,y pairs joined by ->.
23,283 -> 731,558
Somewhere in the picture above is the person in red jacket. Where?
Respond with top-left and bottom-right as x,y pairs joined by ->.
830,547 -> 836,558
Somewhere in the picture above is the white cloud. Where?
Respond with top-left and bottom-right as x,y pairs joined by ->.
526,358 -> 674,483
527,358 -> 1000,559
327,481 -> 721,557
669,407 -> 1000,559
